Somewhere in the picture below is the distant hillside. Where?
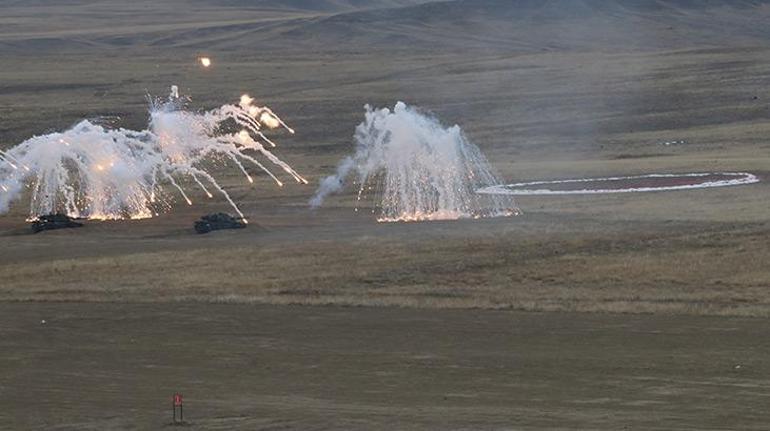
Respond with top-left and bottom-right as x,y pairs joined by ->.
2,0 -> 770,53
195,0 -> 433,12
268,0 -> 770,52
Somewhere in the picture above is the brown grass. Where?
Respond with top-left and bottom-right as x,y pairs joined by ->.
1,1 -> 770,317
2,216 -> 769,316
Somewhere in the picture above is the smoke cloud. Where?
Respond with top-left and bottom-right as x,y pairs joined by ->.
0,86 -> 305,220
310,101 -> 517,221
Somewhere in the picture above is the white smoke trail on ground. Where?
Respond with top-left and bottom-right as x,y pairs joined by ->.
311,102 -> 518,222
477,172 -> 760,195
0,87 -> 305,221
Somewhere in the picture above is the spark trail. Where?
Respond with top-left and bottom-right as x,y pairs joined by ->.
0,86 -> 306,221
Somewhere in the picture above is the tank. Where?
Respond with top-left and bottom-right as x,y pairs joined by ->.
30,214 -> 84,233
194,213 -> 247,234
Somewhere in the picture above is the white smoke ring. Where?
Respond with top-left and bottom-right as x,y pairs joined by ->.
477,172 -> 760,196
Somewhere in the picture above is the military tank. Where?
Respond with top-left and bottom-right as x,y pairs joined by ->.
30,213 -> 84,233
194,213 -> 247,234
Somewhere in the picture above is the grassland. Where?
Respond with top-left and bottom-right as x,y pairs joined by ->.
1,1 -> 770,429
1,42 -> 769,316
3,303 -> 770,430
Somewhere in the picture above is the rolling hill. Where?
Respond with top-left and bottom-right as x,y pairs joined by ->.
1,0 -> 769,53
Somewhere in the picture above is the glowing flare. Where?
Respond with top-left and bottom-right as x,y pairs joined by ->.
240,94 -> 254,107
238,130 -> 250,142
259,112 -> 280,129
199,57 -> 211,67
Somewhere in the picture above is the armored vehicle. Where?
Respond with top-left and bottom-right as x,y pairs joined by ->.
194,213 -> 246,234
31,214 -> 84,233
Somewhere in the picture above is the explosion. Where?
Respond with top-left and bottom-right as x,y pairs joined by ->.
0,86 -> 305,221
310,102 -> 518,222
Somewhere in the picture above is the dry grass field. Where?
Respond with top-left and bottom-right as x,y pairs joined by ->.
1,0 -> 770,429
3,303 -> 770,430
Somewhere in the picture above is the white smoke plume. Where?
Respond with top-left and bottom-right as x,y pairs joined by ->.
309,156 -> 355,208
310,102 -> 518,222
0,86 -> 305,221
